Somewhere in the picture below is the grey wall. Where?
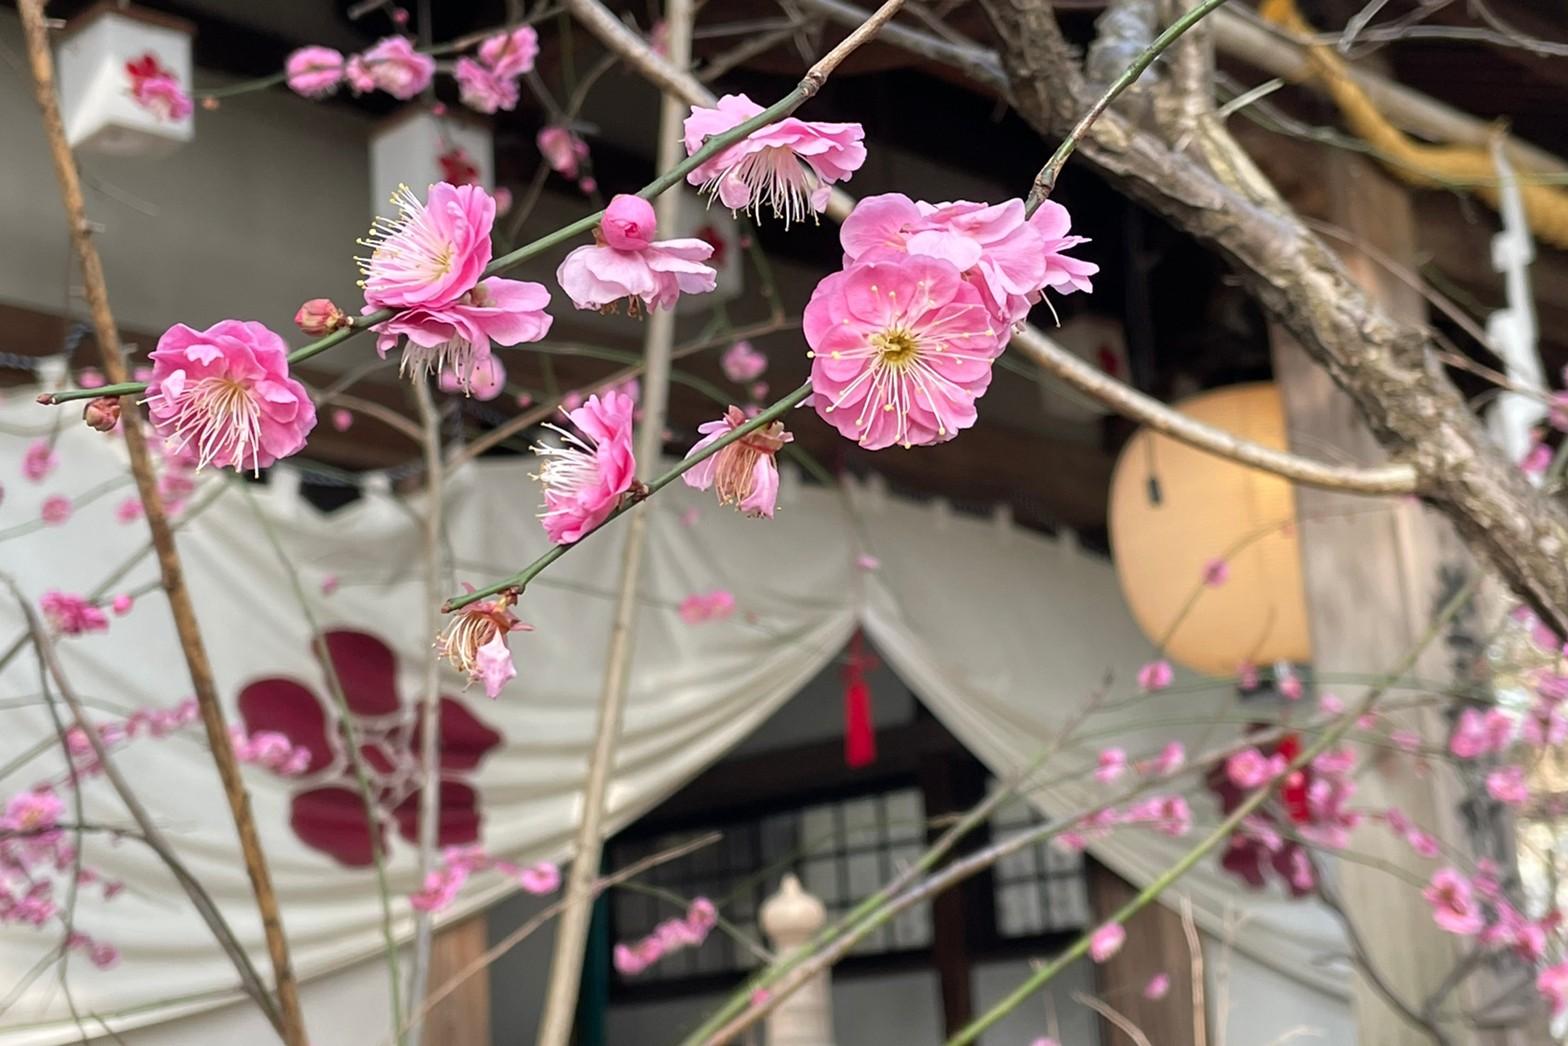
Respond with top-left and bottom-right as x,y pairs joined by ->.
0,11 -> 368,344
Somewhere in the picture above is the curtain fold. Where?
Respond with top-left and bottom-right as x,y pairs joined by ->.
0,394 -> 1342,1044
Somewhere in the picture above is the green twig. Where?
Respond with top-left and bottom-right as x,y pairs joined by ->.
442,381 -> 811,612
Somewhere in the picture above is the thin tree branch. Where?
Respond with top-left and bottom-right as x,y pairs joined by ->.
404,378 -> 446,1046
1011,326 -> 1419,493
1073,992 -> 1155,1046
16,6 -> 306,1041
2,580 -> 282,1036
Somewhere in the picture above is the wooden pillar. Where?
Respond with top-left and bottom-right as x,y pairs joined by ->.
1269,147 -> 1492,1044
919,754 -> 989,1035
422,916 -> 490,1046
1086,861 -> 1198,1046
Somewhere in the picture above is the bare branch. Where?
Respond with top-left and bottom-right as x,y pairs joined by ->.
16,4 -> 306,1039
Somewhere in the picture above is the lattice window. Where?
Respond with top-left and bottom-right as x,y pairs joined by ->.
988,794 -> 1092,938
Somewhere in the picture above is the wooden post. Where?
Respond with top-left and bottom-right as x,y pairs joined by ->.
1087,862 -> 1198,1046
1268,146 -> 1502,1044
421,917 -> 490,1046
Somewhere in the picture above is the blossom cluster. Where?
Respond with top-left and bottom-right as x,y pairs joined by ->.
285,37 -> 435,102
408,844 -> 559,912
612,897 -> 718,976
1,790 -> 123,969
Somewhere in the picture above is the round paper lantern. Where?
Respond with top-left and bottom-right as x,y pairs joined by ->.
1108,383 -> 1312,677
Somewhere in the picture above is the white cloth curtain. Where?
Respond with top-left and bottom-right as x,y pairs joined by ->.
0,391 -> 1341,1044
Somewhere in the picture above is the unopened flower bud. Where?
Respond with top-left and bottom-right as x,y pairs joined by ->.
82,397 -> 120,432
294,298 -> 346,336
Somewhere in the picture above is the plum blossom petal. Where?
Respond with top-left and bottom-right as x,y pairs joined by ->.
144,321 -> 316,473
359,37 -> 435,99
475,632 -> 517,699
538,126 -> 590,179
557,195 -> 716,313
534,392 -> 637,544
1424,868 -> 1483,936
806,256 -> 1004,450
285,46 -> 344,98
360,182 -> 496,310
683,94 -> 866,225
681,406 -> 792,518
455,56 -> 520,114
375,277 -> 550,390
1089,922 -> 1125,963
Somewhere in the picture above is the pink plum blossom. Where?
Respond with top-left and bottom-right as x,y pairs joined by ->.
839,193 -> 1097,328
345,54 -> 376,94
144,320 -> 316,473
375,277 -> 550,389
534,391 -> 637,544
3,790 -> 64,835
78,368 -> 104,389
1450,707 -> 1513,759
1537,962 -> 1568,1017
1486,765 -> 1530,806
40,495 -> 71,525
320,574 -> 339,596
439,354 -> 508,401
359,37 -> 435,99
39,592 -> 107,636
455,56 -> 520,114
475,632 -> 517,700
285,46 -> 345,98
721,339 -> 768,383
110,594 -> 134,616
556,195 -> 716,313
115,497 -> 143,524
1423,868 -> 1483,936
360,182 -> 495,310
1137,659 -> 1174,691
806,255 -> 1004,449
436,588 -> 530,697
681,406 -> 792,518
1522,442 -> 1552,476
682,93 -> 866,224
855,553 -> 880,571
1202,557 -> 1230,586
1144,973 -> 1171,1000
1089,921 -> 1125,963
1277,666 -> 1303,701
1227,747 -> 1285,789
1147,741 -> 1185,776
538,126 -> 590,179
331,408 -> 354,432
1095,747 -> 1127,783
22,440 -> 56,482
679,590 -> 737,624
478,26 -> 539,78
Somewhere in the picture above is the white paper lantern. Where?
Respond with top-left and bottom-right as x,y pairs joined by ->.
369,109 -> 494,219
669,191 -> 745,315
56,5 -> 194,156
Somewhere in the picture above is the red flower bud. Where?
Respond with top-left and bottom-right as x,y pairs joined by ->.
294,298 -> 346,336
82,397 -> 121,433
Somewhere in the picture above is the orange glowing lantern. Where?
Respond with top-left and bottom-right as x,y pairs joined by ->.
1108,383 -> 1312,677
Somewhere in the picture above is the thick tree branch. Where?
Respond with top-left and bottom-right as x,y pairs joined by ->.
978,0 -> 1568,637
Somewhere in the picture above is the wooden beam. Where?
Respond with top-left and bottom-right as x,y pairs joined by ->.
1270,145 -> 1507,1045
1085,861 -> 1198,1046
423,916 -> 490,1046
919,752 -> 989,1035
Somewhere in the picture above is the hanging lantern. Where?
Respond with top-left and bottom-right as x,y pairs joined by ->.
670,191 -> 745,315
56,5 -> 195,156
369,109 -> 494,218
1107,383 -> 1312,677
